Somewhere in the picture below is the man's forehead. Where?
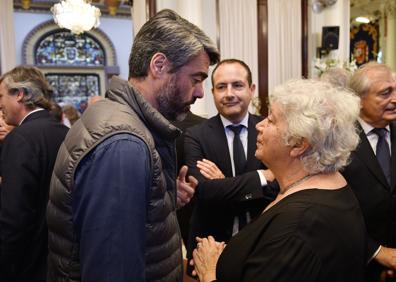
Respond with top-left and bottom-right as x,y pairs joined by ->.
367,70 -> 393,86
214,78 -> 246,85
213,71 -> 248,85
217,62 -> 247,72
367,68 -> 392,82
0,81 -> 7,92
215,63 -> 247,75
183,51 -> 210,70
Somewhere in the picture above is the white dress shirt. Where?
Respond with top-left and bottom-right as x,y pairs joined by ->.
220,113 -> 267,235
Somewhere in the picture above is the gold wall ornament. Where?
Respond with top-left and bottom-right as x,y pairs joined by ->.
21,0 -> 30,9
105,0 -> 120,16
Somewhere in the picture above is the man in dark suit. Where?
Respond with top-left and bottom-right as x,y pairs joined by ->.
184,59 -> 277,275
0,66 -> 68,282
342,62 -> 396,282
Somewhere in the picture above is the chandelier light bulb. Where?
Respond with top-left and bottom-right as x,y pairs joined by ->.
355,17 -> 370,24
51,0 -> 101,35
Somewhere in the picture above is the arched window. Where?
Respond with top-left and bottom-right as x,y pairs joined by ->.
23,21 -> 119,112
35,30 -> 106,66
46,73 -> 100,107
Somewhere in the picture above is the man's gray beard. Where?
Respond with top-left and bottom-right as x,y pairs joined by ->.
174,110 -> 188,122
156,75 -> 189,121
157,94 -> 189,122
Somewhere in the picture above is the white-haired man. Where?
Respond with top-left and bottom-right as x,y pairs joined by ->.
343,62 -> 396,282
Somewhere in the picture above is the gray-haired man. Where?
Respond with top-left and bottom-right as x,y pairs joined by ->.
343,62 -> 396,281
47,9 -> 220,282
0,66 -> 68,282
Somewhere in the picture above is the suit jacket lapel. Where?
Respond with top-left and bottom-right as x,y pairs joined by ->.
208,115 -> 233,177
355,124 -> 390,189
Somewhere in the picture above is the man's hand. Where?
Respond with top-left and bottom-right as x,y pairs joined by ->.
375,246 -> 396,275
261,169 -> 275,182
176,165 -> 198,209
197,159 -> 225,180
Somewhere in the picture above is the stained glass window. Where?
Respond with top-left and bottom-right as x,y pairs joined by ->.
35,30 -> 105,66
46,73 -> 100,112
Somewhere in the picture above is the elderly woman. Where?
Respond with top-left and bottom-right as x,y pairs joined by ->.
192,79 -> 367,282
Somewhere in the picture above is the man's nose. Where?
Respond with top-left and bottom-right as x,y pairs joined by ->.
391,88 -> 396,100
193,83 -> 204,99
225,84 -> 235,97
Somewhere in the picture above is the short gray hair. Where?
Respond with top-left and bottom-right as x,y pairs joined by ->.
320,68 -> 351,88
0,65 -> 53,110
129,9 -> 220,78
349,62 -> 392,97
270,79 -> 361,174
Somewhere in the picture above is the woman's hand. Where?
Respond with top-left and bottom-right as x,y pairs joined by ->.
191,236 -> 226,282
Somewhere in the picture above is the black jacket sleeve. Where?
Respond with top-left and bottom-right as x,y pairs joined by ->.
184,127 -> 278,207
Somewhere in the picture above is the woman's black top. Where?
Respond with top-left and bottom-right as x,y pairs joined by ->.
216,186 -> 367,282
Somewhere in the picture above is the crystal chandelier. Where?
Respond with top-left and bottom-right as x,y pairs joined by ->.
51,0 -> 101,35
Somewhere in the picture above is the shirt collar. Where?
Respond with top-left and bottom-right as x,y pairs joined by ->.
220,113 -> 249,129
358,117 -> 390,135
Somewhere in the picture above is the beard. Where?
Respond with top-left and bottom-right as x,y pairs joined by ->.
156,74 -> 194,122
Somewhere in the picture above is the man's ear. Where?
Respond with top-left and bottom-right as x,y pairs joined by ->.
290,138 -> 310,158
249,83 -> 256,98
15,89 -> 25,103
149,52 -> 169,78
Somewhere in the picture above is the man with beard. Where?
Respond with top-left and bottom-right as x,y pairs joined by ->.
47,9 -> 219,282
342,62 -> 396,281
183,59 -> 278,277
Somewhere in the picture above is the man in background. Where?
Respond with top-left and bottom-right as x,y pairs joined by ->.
320,67 -> 351,88
343,62 -> 396,281
184,59 -> 277,276
47,9 -> 220,282
0,66 -> 68,282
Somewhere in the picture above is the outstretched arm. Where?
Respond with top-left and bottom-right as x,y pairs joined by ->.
184,129 -> 278,206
